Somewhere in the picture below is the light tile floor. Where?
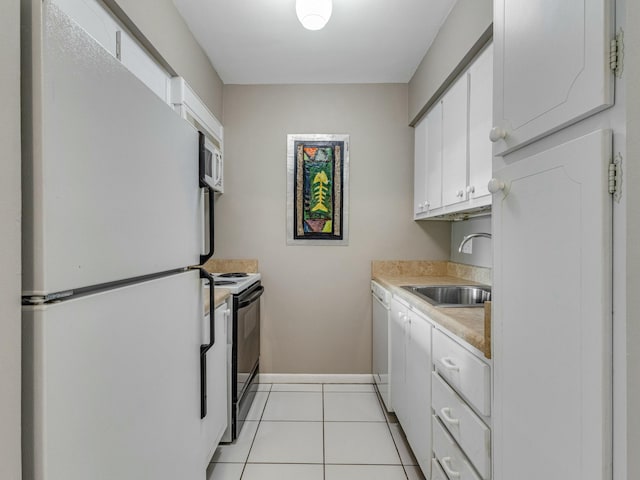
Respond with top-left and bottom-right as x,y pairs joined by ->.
207,383 -> 427,480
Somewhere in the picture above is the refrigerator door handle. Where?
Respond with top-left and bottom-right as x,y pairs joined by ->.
199,268 -> 215,418
199,132 -> 215,265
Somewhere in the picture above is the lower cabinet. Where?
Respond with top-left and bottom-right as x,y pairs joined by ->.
432,372 -> 490,479
388,295 -> 492,480
433,417 -> 482,480
389,298 -> 433,477
200,302 -> 230,468
390,298 -> 408,421
432,458 -> 449,480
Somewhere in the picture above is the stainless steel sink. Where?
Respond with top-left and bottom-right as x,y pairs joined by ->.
402,285 -> 491,308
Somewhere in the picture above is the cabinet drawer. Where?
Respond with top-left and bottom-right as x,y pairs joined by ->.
432,458 -> 448,480
433,416 -> 483,480
432,372 -> 490,479
433,329 -> 491,415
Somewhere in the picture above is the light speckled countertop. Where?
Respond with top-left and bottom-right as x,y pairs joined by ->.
205,288 -> 231,313
372,261 -> 491,358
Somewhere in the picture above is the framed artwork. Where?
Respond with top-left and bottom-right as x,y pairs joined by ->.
286,134 -> 349,245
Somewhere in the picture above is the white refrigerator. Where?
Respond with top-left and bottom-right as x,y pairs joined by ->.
21,3 -> 221,479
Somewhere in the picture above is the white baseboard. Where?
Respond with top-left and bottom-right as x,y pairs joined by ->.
258,373 -> 374,384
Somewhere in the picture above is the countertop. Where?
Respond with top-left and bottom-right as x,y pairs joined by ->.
373,273 -> 491,359
204,288 -> 231,314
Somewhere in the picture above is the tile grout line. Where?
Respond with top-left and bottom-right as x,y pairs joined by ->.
374,386 -> 410,480
322,383 -> 326,480
240,386 -> 272,478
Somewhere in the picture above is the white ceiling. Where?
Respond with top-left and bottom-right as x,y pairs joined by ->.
173,0 -> 458,85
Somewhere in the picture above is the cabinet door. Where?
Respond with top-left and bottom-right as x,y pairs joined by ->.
389,299 -> 408,419
468,44 -> 493,200
201,303 -> 229,466
492,130 -> 612,480
442,75 -> 469,207
426,102 -> 443,212
414,115 -> 428,217
404,311 -> 433,476
492,0 -> 614,155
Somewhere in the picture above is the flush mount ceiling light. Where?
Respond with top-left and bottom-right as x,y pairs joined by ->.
296,0 -> 333,31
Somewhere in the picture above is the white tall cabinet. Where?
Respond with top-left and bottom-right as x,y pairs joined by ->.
491,1 -> 616,479
492,130 -> 613,480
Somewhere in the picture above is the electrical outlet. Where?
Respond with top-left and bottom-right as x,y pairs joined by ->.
462,238 -> 473,254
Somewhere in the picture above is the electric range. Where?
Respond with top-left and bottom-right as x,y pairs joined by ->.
214,272 -> 264,443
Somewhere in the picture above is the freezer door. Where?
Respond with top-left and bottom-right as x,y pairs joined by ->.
23,3 -> 202,296
22,271 -> 206,480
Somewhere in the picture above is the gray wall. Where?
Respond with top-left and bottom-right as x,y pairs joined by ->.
108,0 -> 223,119
449,216 -> 492,269
0,0 -> 22,478
219,84 -> 450,374
408,0 -> 492,124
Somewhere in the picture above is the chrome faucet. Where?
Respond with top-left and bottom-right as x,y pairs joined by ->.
458,233 -> 492,253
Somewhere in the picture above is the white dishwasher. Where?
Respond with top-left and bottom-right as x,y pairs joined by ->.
371,281 -> 392,412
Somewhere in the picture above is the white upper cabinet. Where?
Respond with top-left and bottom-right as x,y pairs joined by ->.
442,74 -> 469,208
467,44 -> 493,200
492,0 -> 614,155
426,102 -> 444,213
414,43 -> 493,220
414,115 -> 428,217
413,102 -> 443,219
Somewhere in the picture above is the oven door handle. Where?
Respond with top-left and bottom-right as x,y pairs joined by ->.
238,286 -> 265,308
199,132 -> 215,265
199,268 -> 215,419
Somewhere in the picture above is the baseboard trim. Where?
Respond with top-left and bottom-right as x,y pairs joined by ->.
258,373 -> 374,384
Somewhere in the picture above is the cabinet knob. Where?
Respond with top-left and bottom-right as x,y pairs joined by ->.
488,178 -> 506,193
489,126 -> 507,143
424,201 -> 430,211
456,190 -> 464,198
466,185 -> 475,194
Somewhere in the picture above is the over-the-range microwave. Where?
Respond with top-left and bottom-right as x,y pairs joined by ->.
201,134 -> 223,193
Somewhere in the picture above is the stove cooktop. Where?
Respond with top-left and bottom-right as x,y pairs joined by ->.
211,272 -> 261,294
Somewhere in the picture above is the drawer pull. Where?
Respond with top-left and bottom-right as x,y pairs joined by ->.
440,407 -> 460,425
441,457 -> 461,478
441,357 -> 460,371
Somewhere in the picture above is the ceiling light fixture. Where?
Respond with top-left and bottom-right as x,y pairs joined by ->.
296,0 -> 333,31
